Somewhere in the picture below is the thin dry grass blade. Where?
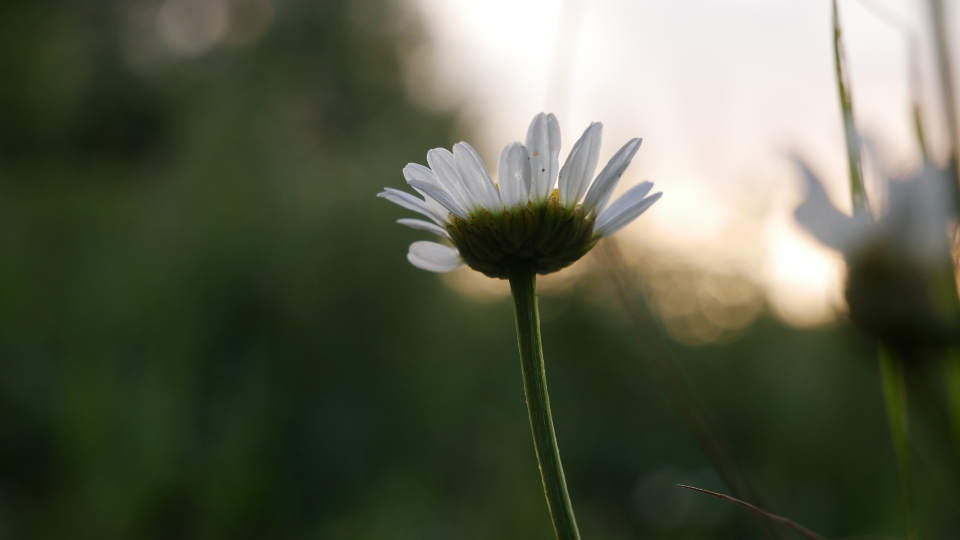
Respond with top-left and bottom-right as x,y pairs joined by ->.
677,484 -> 829,540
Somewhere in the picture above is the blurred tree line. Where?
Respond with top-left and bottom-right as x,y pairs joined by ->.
0,0 -> 957,538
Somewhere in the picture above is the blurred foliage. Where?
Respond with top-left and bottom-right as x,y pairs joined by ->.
0,0 -> 958,539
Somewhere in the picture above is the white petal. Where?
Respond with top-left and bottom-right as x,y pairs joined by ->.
378,188 -> 447,224
596,181 -> 653,227
595,184 -> 661,237
397,218 -> 450,238
406,179 -> 470,220
416,192 -> 446,218
497,142 -> 531,208
427,148 -> 476,211
884,165 -> 953,264
403,163 -> 440,187
407,241 -> 463,273
582,138 -> 642,213
793,161 -> 868,252
403,163 -> 452,217
558,122 -> 602,208
525,112 -> 561,203
454,142 -> 502,211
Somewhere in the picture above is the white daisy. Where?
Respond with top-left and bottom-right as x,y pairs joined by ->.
378,112 -> 663,278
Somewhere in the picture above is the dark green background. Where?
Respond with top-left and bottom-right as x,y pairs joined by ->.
0,0 -> 957,538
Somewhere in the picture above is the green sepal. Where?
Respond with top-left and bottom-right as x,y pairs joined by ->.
444,198 -> 600,279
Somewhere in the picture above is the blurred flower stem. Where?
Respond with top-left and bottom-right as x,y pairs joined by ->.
508,266 -> 581,540
596,239 -> 785,540
879,346 -> 918,540
900,358 -> 960,499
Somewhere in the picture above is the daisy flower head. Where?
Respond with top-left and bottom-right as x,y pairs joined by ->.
378,112 -> 663,279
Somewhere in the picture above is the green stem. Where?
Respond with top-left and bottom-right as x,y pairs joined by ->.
508,266 -> 581,540
879,346 -> 918,540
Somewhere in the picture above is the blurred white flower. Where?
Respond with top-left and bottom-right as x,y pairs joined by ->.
794,161 -> 954,266
794,160 -> 960,349
378,112 -> 662,278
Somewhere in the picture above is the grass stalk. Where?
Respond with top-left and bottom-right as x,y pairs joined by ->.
833,0 -> 871,218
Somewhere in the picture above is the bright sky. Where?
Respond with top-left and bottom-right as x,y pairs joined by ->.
406,0 -> 957,328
